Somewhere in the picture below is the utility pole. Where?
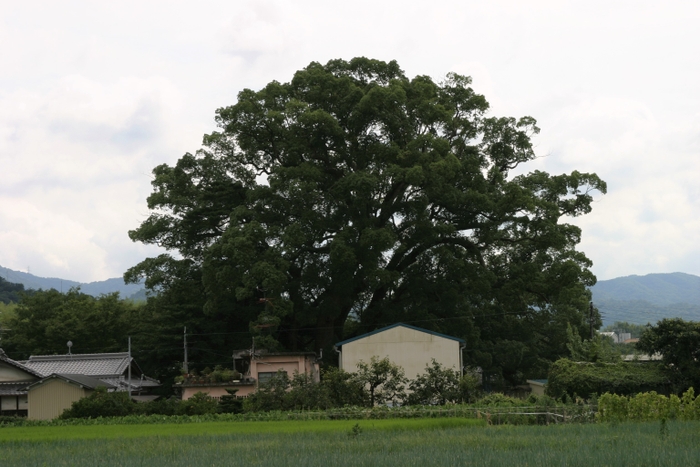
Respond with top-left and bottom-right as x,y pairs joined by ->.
183,326 -> 188,374
589,302 -> 594,340
128,336 -> 132,398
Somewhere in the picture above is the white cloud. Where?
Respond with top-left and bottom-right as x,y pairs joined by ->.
1,0 -> 699,282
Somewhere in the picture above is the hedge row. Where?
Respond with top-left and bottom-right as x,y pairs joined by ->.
597,388 -> 700,422
547,359 -> 670,399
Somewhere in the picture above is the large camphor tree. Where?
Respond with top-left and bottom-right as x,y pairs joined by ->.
126,58 -> 606,386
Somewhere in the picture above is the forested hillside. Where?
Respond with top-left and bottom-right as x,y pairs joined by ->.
0,276 -> 25,304
591,273 -> 700,325
0,265 -> 145,300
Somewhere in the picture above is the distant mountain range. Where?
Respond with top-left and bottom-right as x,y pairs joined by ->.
591,272 -> 700,326
2,265 -> 699,324
0,265 -> 146,301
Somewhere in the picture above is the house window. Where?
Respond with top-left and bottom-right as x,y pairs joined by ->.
257,371 -> 286,385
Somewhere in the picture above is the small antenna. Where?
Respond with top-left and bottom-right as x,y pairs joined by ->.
67,340 -> 73,356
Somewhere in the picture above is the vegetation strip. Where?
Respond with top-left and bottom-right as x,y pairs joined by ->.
1,421 -> 699,467
0,418 -> 483,442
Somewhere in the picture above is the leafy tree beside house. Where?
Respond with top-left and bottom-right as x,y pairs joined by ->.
355,356 -> 407,406
125,57 -> 606,387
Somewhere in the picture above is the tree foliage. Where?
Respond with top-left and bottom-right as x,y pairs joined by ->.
637,318 -> 700,392
126,57 -> 606,386
2,288 -> 138,359
355,356 -> 407,406
0,277 -> 25,304
406,359 -> 481,405
566,324 -> 620,363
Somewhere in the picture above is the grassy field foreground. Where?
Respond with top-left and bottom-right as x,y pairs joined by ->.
1,419 -> 699,466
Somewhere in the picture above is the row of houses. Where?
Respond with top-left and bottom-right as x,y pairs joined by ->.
179,323 -> 467,399
1,323 -> 485,419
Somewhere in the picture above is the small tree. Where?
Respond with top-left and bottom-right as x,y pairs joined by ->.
407,359 -> 461,405
219,388 -> 243,414
355,356 -> 407,406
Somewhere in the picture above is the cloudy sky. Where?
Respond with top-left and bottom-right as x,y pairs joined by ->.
1,0 -> 698,283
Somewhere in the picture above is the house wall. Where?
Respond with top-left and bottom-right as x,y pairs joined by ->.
250,355 -> 319,384
28,379 -> 90,420
528,381 -> 546,397
0,361 -> 38,382
340,326 -> 462,380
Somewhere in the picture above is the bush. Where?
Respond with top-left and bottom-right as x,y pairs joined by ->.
243,371 -> 291,412
547,358 -> 670,399
476,393 -> 530,407
321,367 -> 367,407
178,392 -> 219,415
219,388 -> 244,414
61,387 -> 136,419
60,390 -> 219,419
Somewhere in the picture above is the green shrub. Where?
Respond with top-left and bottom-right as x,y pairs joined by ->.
547,358 -> 670,399
60,388 -> 136,419
243,371 -> 291,412
476,393 -> 529,407
219,389 -> 244,414
320,367 -> 367,408
178,392 -> 219,416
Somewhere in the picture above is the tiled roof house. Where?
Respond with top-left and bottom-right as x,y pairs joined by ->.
0,349 -> 160,419
21,352 -> 160,393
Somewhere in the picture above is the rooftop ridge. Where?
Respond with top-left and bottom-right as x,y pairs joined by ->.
27,352 -> 130,361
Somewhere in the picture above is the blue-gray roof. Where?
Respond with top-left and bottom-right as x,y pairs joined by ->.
27,373 -> 117,391
335,322 -> 466,347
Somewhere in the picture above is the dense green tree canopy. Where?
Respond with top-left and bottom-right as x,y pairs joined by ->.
637,318 -> 700,392
0,277 -> 25,304
126,58 -> 606,386
2,288 -> 136,359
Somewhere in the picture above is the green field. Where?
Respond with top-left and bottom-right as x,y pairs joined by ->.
1,419 -> 699,466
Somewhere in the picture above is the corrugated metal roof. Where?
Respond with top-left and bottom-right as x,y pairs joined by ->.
23,353 -> 131,377
335,322 -> 466,347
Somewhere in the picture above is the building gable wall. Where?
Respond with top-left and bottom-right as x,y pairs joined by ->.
0,361 -> 38,382
28,378 -> 90,420
340,326 -> 462,379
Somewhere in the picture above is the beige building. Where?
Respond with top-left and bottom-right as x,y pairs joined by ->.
0,350 -> 41,416
179,352 -> 320,400
27,374 -> 115,420
334,323 -> 466,379
527,379 -> 547,397
1,350 -> 160,419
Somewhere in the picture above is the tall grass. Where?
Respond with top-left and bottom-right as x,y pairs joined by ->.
1,420 -> 698,466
